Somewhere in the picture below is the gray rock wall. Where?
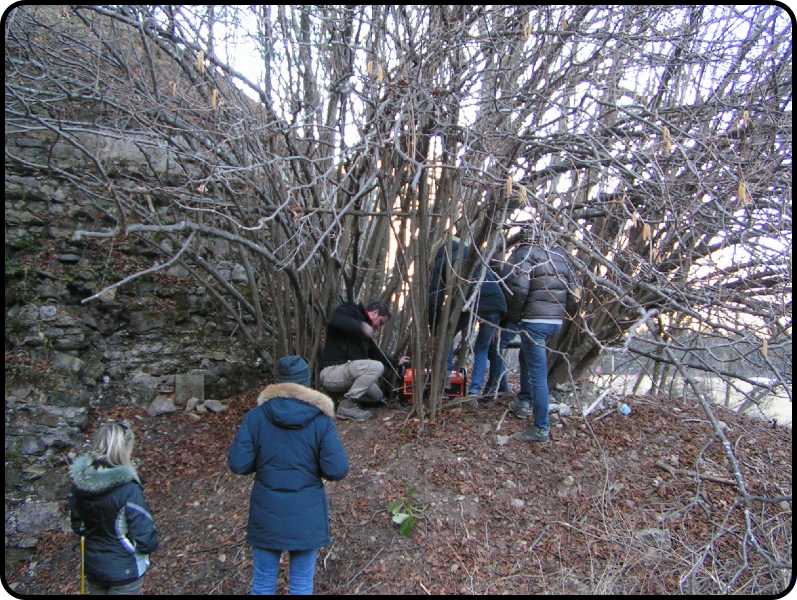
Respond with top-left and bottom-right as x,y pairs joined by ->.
5,130 -> 272,566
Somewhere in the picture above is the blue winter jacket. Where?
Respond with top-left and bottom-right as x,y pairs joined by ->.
69,457 -> 158,586
228,383 -> 349,551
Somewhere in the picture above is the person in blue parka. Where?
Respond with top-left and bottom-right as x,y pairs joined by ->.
228,355 -> 349,595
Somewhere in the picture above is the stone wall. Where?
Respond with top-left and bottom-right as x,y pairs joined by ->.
4,131 -> 271,568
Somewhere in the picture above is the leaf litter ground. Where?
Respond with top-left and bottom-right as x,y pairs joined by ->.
8,387 -> 792,595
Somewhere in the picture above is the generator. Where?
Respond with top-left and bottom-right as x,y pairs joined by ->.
401,368 -> 467,404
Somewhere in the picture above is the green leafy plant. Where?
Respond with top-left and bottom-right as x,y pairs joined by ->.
387,486 -> 424,537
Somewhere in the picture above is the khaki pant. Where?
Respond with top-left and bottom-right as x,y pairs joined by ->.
319,360 -> 384,404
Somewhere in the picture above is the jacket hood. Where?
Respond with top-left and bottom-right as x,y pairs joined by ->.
69,454 -> 140,494
257,383 -> 335,428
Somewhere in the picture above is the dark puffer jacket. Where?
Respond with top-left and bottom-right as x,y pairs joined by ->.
503,244 -> 578,323
68,457 -> 158,586
228,383 -> 349,551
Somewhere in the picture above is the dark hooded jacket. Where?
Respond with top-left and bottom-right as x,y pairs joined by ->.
503,244 -> 579,323
228,383 -> 349,550
68,457 -> 158,585
428,240 -> 507,332
319,302 -> 394,370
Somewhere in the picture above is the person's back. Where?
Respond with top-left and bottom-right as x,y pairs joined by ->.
429,240 -> 507,330
228,356 -> 349,594
69,422 -> 158,595
319,302 -> 375,369
505,244 -> 576,323
502,242 -> 579,438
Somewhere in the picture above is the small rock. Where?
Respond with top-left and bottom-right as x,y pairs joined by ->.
147,396 -> 177,417
39,306 -> 58,320
53,352 -> 84,373
511,498 -> 525,509
20,437 -> 45,456
184,397 -> 201,412
562,475 -> 575,487
10,385 -> 34,401
98,288 -> 117,303
202,400 -> 227,413
496,435 -> 510,446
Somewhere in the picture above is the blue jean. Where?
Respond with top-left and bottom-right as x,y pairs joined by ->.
516,321 -> 561,432
446,312 -> 501,378
446,311 -> 470,372
466,312 -> 502,394
251,547 -> 318,595
486,321 -> 522,393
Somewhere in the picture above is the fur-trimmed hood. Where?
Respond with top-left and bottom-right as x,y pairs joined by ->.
69,454 -> 141,495
257,383 -> 335,419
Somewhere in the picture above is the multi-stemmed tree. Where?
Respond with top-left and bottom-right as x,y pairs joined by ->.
5,4 -> 792,593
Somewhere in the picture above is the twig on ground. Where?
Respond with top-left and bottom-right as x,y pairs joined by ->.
496,408 -> 509,432
593,409 -> 614,422
343,546 -> 384,589
655,460 -> 737,487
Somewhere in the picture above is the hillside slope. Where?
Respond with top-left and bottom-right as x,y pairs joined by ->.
6,389 -> 792,595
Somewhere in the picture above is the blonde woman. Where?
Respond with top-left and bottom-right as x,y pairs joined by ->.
68,421 -> 158,594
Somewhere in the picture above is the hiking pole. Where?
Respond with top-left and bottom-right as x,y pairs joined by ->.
80,536 -> 86,594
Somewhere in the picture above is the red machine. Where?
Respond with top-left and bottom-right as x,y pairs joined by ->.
401,368 -> 467,404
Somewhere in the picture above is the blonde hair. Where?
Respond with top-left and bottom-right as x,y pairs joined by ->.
92,421 -> 136,468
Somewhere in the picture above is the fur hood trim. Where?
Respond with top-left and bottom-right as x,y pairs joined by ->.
257,383 -> 335,418
69,454 -> 140,493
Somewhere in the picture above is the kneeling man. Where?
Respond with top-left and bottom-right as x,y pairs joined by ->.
319,300 -> 407,421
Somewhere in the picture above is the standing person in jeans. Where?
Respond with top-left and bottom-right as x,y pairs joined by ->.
68,421 -> 158,595
503,239 -> 579,442
484,319 -> 522,400
462,263 -> 507,399
428,239 -> 507,399
318,300 -> 409,421
228,355 -> 349,595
